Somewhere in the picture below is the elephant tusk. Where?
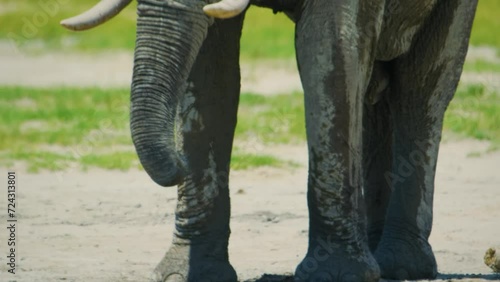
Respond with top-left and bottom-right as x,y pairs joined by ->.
203,0 -> 249,19
60,0 -> 132,31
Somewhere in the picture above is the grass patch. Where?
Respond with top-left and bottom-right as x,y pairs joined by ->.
0,85 -> 497,171
80,151 -> 140,171
231,152 -> 295,170
241,7 -> 294,59
4,149 -> 75,172
0,86 -> 135,171
0,86 -> 131,150
463,60 -> 500,73
0,86 -> 297,171
236,92 -> 305,144
470,0 -> 500,49
444,84 -> 499,145
0,0 -> 138,52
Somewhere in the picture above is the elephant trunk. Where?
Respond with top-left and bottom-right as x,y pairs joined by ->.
131,0 -> 212,187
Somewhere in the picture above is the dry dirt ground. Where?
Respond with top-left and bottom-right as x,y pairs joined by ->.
0,45 -> 500,281
0,140 -> 499,282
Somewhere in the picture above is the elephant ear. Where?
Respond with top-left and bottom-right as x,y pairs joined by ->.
203,0 -> 249,19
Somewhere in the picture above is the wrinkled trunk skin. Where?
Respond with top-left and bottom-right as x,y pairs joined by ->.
130,0 -> 212,187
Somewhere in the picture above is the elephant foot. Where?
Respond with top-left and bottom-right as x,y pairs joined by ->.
151,242 -> 237,282
374,234 -> 437,280
294,237 -> 380,282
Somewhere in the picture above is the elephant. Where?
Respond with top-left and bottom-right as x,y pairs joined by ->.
62,0 -> 478,281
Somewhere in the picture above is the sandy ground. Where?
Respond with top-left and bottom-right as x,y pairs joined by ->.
1,44 -> 500,281
0,139 -> 499,282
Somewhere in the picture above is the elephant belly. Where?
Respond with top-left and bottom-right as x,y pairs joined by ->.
375,0 -> 437,61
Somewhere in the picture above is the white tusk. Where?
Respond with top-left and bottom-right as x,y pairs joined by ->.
203,0 -> 249,19
61,0 -> 132,31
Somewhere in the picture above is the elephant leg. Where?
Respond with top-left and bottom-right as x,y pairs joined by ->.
294,1 -> 383,281
152,16 -> 244,282
363,66 -> 393,252
374,1 -> 478,280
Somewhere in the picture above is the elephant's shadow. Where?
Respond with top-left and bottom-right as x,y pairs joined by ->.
243,273 -> 500,282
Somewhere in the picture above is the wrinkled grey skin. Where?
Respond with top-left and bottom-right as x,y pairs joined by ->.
128,0 -> 478,281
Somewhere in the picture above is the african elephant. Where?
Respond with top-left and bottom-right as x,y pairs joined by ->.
63,0 -> 478,281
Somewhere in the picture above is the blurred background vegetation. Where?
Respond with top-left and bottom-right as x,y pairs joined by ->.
1,0 -> 498,58
0,0 -> 498,171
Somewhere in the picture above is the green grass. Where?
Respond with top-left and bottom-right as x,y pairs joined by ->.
1,0 -> 498,59
444,84 -> 499,145
463,59 -> 500,73
240,7 -> 294,59
7,150 -> 74,172
236,92 -> 305,144
0,87 -> 130,149
3,84 -> 496,172
0,86 -> 298,171
470,0 -> 500,50
230,152 -> 296,170
0,0 -> 294,59
0,0 -> 138,52
0,86 -> 133,171
0,84 -> 498,171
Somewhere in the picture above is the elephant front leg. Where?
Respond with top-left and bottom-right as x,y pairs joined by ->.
294,1 -> 383,281
374,1 -> 478,280
153,180 -> 235,282
153,171 -> 236,282
151,16 -> 244,282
